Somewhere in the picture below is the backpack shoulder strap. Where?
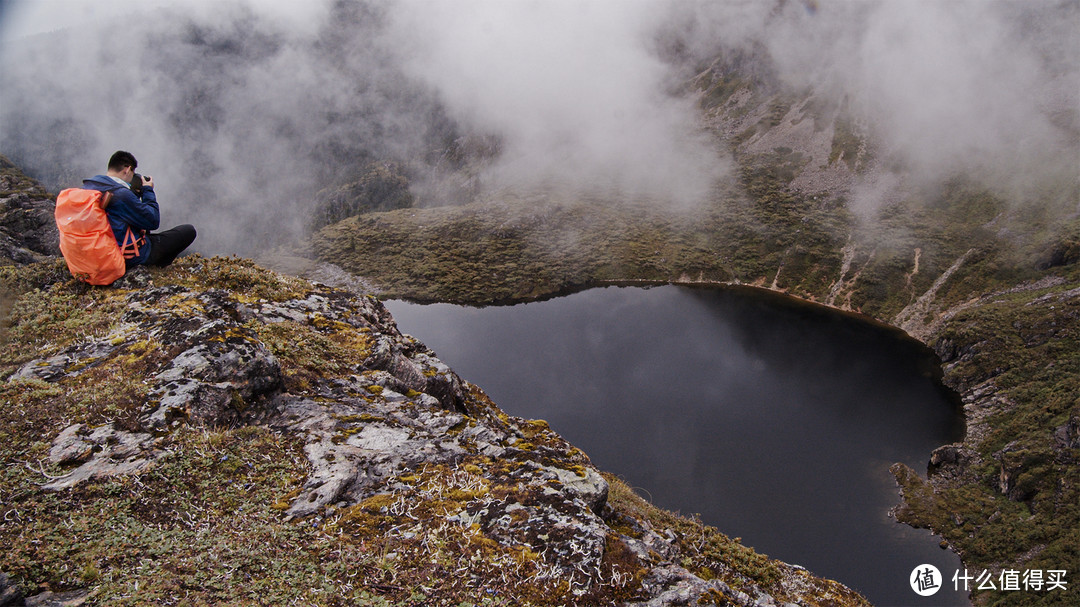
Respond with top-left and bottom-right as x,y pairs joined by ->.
120,227 -> 146,260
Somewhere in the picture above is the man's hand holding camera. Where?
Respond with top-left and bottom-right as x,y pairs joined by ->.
130,173 -> 153,197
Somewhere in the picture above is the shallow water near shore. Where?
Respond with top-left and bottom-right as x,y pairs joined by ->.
387,284 -> 969,605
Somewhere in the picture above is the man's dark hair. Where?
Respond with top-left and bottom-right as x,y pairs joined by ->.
108,150 -> 138,171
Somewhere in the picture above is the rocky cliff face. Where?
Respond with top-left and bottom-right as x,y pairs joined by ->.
0,162 -> 867,606
0,156 -> 58,266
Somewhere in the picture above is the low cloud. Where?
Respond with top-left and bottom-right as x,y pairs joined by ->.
387,0 -> 728,206
1,0 -> 731,254
1,0 -> 442,252
1,0 -> 1076,255
667,0 -> 1079,210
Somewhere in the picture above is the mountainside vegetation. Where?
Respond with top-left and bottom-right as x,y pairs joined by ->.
294,53 -> 1080,607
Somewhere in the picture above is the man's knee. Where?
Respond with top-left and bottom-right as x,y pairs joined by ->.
178,224 -> 197,244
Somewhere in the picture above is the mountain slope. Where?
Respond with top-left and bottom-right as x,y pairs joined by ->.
300,57 -> 1080,607
0,164 -> 868,606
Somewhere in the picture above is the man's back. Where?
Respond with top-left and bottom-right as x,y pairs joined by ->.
82,174 -> 159,266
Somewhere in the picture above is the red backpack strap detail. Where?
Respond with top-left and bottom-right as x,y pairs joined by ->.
120,227 -> 146,260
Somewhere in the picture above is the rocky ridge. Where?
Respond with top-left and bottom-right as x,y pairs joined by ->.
0,163 -> 867,606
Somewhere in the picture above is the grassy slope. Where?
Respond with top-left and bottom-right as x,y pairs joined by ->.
893,271 -> 1080,607
311,158 -> 852,305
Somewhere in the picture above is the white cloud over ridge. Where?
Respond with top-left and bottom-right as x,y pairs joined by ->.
386,0 -> 727,205
1,0 -> 1076,252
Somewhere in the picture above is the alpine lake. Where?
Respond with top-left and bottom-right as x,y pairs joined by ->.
386,284 -> 970,606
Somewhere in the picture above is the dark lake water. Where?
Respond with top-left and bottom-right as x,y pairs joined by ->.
386,284 -> 969,606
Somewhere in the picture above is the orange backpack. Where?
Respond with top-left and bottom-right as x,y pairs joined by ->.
55,188 -> 140,285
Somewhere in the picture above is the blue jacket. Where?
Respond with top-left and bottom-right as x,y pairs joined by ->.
83,175 -> 159,266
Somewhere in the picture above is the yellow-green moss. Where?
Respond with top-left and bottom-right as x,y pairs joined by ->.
0,426 -> 345,605
153,254 -> 311,302
253,320 -> 371,393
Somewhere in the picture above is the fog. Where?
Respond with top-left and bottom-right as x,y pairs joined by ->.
661,0 -> 1079,212
386,1 -> 727,205
799,0 -> 1077,209
1,0 -> 1076,253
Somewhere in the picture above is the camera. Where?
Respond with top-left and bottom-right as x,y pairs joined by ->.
130,173 -> 151,196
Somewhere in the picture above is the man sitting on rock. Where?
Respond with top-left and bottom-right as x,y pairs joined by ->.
83,150 -> 196,267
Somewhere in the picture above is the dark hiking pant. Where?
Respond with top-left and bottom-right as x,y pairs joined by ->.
146,224 -> 197,267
